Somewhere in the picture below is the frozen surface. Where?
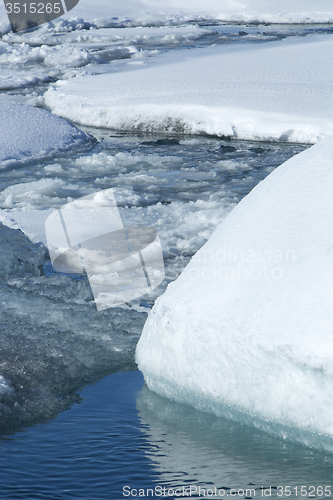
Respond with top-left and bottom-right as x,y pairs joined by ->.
0,221 -> 145,429
0,223 -> 44,279
0,101 -> 93,167
0,4 -> 328,436
59,0 -> 333,25
45,35 -> 333,144
61,0 -> 333,25
2,0 -> 333,32
2,10 -> 332,100
0,24 -> 256,93
136,136 -> 333,451
0,135 -> 304,430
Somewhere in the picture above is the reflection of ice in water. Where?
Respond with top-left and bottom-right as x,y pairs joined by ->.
45,188 -> 165,310
136,386 -> 333,499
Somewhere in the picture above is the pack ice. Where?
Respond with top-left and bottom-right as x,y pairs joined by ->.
0,222 -> 145,430
136,136 -> 333,450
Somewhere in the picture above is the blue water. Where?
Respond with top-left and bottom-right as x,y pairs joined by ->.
0,372 -> 155,500
1,370 -> 333,500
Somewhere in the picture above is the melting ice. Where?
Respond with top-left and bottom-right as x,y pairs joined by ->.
1,0 -> 333,445
136,137 -> 333,452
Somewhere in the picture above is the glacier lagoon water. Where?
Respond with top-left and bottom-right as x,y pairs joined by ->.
1,19 -> 333,499
1,370 -> 333,500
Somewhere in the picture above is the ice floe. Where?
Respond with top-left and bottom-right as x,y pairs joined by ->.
44,35 -> 333,144
136,135 -> 333,451
0,100 -> 93,167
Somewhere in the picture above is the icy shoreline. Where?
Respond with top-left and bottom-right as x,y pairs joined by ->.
44,35 -> 333,144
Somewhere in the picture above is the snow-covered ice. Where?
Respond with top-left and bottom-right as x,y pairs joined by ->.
1,0 -> 333,441
0,101 -> 93,167
2,0 -> 333,32
64,0 -> 333,25
59,0 -> 333,25
136,136 -> 333,450
45,34 -> 333,144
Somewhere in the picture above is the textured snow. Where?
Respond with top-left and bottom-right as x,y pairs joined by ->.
45,35 -> 333,144
1,0 -> 333,32
0,101 -> 93,167
66,0 -> 333,25
136,136 -> 333,450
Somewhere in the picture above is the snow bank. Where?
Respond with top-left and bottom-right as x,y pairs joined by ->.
45,35 -> 333,144
0,101 -> 93,167
136,136 -> 333,450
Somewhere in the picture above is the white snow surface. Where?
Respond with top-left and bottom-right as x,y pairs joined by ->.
78,0 -> 333,24
0,101 -> 92,167
136,136 -> 333,449
62,0 -> 333,25
45,35 -> 333,144
2,0 -> 333,30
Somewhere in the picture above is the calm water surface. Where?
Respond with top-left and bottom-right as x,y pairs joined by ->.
0,371 -> 333,500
